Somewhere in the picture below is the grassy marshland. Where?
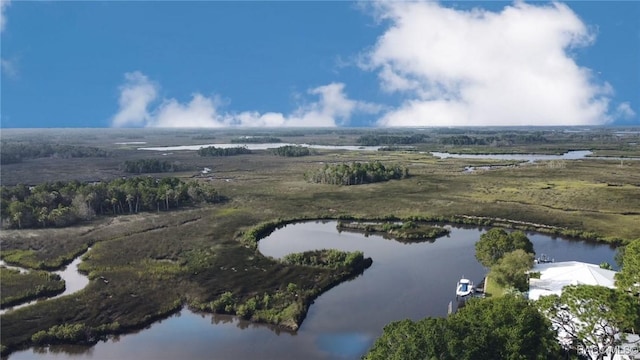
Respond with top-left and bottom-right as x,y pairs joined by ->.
1,128 -> 639,356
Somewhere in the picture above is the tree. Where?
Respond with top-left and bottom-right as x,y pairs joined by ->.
489,249 -> 534,291
365,318 -> 447,360
475,228 -> 534,267
365,296 -> 560,360
615,240 -> 640,297
446,296 -> 561,360
537,285 -> 639,360
8,201 -> 29,229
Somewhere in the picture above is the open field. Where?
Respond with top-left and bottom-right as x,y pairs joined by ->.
1,127 -> 639,355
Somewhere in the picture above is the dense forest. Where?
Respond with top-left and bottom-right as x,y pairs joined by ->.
121,159 -> 181,174
357,134 -> 429,146
271,145 -> 311,157
197,146 -> 252,156
305,161 -> 409,185
1,177 -> 221,229
0,143 -> 109,164
230,136 -> 281,144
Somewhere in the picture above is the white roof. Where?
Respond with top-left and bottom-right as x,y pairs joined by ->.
528,261 -> 617,301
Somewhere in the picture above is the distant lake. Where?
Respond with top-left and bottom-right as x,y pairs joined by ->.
431,150 -> 640,162
9,222 -> 617,360
431,150 -> 593,162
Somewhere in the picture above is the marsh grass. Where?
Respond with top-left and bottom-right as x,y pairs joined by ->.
0,268 -> 65,308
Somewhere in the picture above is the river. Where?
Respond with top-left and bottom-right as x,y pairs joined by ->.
8,223 -> 617,359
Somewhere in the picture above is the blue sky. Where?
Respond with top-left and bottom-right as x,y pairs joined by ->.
1,1 -> 638,128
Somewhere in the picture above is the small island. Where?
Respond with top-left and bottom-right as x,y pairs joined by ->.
336,221 -> 450,243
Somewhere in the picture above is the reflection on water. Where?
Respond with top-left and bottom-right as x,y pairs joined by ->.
8,223 -> 617,360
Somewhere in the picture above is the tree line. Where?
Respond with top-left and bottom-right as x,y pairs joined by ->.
1,177 -> 222,229
440,133 -> 548,146
121,159 -> 181,174
357,134 -> 429,146
230,136 -> 281,144
305,161 -> 409,185
197,146 -> 252,156
271,145 -> 311,157
0,143 -> 109,164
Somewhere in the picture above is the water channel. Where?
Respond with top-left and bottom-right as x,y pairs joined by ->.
8,221 -> 618,360
0,250 -> 90,315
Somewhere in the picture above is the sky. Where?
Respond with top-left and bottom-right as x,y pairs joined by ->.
1,0 -> 638,128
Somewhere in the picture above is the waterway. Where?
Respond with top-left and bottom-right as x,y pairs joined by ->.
8,223 -> 617,359
0,249 -> 90,315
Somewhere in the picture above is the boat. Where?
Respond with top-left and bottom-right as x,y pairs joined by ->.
535,253 -> 554,264
456,278 -> 474,298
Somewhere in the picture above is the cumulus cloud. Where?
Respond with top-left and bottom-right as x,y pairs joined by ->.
0,0 -> 9,33
614,102 -> 636,120
236,83 -> 381,127
363,1 -> 613,126
111,72 -> 158,127
111,72 -> 376,128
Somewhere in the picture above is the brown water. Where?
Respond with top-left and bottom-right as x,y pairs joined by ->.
8,222 -> 617,360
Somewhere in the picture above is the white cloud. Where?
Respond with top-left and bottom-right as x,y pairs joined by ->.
0,0 -> 10,33
151,94 -> 232,128
1,57 -> 17,78
111,72 -> 376,128
364,1 -> 613,127
614,102 -> 636,120
111,71 -> 158,127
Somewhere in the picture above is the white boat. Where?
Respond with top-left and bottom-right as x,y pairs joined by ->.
456,278 -> 474,297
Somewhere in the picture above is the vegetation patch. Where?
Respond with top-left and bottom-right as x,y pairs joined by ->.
282,249 -> 371,269
357,133 -> 428,146
1,246 -> 88,271
121,159 -> 183,174
1,177 -> 221,229
337,221 -> 450,242
197,146 -> 252,156
189,251 -> 372,330
271,145 -> 311,157
304,161 -> 409,185
0,142 -> 109,165
0,268 -> 66,308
